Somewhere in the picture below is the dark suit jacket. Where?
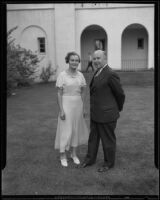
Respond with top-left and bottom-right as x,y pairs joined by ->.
90,65 -> 125,123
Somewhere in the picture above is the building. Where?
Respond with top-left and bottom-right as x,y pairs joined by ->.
7,3 -> 155,81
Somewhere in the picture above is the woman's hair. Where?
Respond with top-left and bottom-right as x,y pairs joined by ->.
65,51 -> 81,63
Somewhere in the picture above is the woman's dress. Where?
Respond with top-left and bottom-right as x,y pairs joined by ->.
55,70 -> 89,152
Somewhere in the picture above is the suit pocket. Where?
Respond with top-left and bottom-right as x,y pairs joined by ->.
102,106 -> 115,112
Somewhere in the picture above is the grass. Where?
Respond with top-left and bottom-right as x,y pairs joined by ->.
2,71 -> 159,195
83,70 -> 154,86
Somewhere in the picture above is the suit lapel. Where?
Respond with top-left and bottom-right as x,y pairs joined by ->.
90,65 -> 109,92
89,69 -> 99,87
91,65 -> 108,83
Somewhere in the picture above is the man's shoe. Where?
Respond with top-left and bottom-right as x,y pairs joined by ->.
81,162 -> 89,168
81,161 -> 93,168
97,166 -> 111,172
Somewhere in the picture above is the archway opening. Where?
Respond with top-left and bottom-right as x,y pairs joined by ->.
121,23 -> 148,71
80,25 -> 107,72
121,24 -> 148,71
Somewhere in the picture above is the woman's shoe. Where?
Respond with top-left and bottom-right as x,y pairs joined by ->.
60,158 -> 68,167
70,155 -> 80,165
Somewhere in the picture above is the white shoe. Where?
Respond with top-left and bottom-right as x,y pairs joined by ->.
60,158 -> 68,167
70,155 -> 80,165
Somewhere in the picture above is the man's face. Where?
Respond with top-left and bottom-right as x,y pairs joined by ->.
92,51 -> 105,70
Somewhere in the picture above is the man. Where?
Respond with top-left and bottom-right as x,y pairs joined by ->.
86,52 -> 94,72
81,50 -> 125,172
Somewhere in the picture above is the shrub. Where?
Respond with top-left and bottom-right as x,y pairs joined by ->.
40,61 -> 56,83
7,26 -> 40,96
16,47 -> 39,87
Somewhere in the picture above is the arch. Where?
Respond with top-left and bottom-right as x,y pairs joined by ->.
21,25 -> 47,37
20,25 -> 48,54
80,24 -> 108,71
80,24 -> 107,37
121,23 -> 149,70
121,23 -> 149,36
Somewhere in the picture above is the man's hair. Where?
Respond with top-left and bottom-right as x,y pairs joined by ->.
94,50 -> 107,59
65,51 -> 81,63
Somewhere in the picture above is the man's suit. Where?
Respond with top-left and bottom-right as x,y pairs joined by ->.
85,65 -> 125,167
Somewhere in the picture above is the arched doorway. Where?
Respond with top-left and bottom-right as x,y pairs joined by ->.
121,23 -> 148,71
80,25 -> 107,72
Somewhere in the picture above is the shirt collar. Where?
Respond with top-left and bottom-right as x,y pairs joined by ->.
99,64 -> 107,72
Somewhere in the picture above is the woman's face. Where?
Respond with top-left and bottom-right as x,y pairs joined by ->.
69,55 -> 79,70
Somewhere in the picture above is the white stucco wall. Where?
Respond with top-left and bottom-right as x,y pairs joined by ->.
7,3 -> 155,80
7,4 -> 56,81
75,4 -> 154,69
54,4 -> 76,75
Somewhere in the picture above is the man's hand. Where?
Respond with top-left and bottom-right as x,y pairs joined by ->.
60,110 -> 65,120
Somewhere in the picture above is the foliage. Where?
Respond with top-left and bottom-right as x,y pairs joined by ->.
7,26 -> 40,96
40,61 -> 56,83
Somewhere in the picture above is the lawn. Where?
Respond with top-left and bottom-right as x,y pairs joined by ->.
2,71 -> 159,195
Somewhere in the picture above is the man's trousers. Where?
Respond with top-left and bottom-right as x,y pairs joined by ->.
85,119 -> 117,167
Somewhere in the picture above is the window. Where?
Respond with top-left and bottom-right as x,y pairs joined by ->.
94,39 -> 105,51
137,38 -> 144,49
38,37 -> 46,53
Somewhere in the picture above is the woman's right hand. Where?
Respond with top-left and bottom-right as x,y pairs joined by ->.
60,110 -> 65,120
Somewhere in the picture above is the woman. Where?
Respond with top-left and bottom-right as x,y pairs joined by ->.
55,51 -> 89,167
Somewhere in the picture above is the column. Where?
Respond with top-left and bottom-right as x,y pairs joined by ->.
148,28 -> 154,69
107,33 -> 121,70
54,4 -> 76,74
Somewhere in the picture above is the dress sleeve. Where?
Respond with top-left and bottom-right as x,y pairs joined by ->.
80,73 -> 87,87
55,72 -> 64,89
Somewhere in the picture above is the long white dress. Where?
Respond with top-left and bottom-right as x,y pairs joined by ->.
55,70 -> 89,152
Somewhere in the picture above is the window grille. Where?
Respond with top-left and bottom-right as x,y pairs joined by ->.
38,37 -> 46,53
